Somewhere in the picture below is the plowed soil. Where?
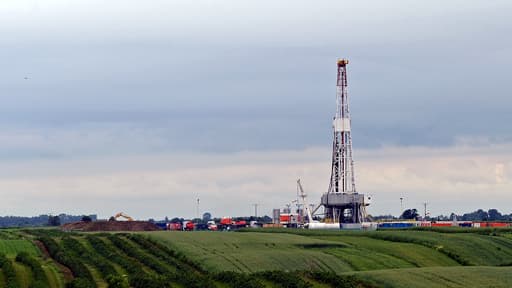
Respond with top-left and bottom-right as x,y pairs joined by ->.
61,221 -> 160,231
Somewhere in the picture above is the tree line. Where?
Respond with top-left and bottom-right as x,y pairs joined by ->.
373,208 -> 512,221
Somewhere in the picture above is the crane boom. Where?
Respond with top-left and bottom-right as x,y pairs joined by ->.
297,179 -> 314,224
114,212 -> 134,221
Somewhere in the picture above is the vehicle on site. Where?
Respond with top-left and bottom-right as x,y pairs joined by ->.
167,222 -> 182,230
184,221 -> 195,231
250,220 -> 262,228
113,212 -> 134,221
195,223 -> 209,230
207,221 -> 218,231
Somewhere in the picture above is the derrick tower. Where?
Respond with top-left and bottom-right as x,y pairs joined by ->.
320,59 -> 370,225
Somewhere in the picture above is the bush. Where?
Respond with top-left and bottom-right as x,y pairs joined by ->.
66,278 -> 95,288
307,271 -> 375,288
256,271 -> 312,288
86,235 -> 168,288
16,251 -> 49,287
106,235 -> 169,275
106,275 -> 129,288
61,236 -> 117,279
214,271 -> 264,288
0,253 -> 20,288
127,234 -> 203,272
38,236 -> 96,287
126,234 -> 216,287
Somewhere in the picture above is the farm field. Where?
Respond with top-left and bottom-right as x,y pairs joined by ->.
0,227 -> 511,287
356,266 -> 512,288
0,240 -> 38,257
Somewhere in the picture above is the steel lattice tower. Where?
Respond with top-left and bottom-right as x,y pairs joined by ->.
329,59 -> 356,194
321,59 -> 369,225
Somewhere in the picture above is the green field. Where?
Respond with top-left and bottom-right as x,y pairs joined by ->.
357,266 -> 512,288
0,227 -> 511,287
0,240 -> 38,257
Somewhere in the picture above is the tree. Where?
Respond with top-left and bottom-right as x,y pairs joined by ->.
81,216 -> 92,222
488,209 -> 503,221
170,217 -> 183,223
400,209 -> 419,220
260,215 -> 273,223
47,216 -> 61,226
461,209 -> 488,221
106,275 -> 129,288
202,212 -> 212,222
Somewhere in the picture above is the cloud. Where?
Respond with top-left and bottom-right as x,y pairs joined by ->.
0,140 -> 511,218
0,1 -> 511,219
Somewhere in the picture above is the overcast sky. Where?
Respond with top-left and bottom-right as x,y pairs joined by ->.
1,0 -> 511,219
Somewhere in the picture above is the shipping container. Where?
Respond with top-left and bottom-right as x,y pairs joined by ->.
279,215 -> 291,223
154,222 -> 167,230
341,223 -> 362,230
195,223 -> 209,230
220,217 -> 232,225
378,222 -> 414,229
167,223 -> 182,231
263,223 -> 284,228
431,222 -> 452,227
489,222 -> 508,227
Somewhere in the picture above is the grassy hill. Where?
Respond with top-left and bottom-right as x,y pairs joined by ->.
357,266 -> 512,288
147,230 -> 462,272
0,227 -> 511,287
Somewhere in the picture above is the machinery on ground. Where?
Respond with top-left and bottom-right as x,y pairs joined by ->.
113,212 -> 134,221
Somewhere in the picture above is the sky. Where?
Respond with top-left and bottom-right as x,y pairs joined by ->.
0,0 -> 511,219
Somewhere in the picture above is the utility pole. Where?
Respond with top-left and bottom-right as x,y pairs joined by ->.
196,197 -> 200,219
423,202 -> 428,220
400,197 -> 404,218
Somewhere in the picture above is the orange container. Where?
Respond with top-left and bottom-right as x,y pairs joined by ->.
279,215 -> 291,223
431,222 -> 452,227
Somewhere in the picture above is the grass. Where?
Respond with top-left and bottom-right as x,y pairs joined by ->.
42,261 -> 65,288
323,236 -> 459,267
0,240 -> 38,257
355,266 -> 512,288
146,231 -> 354,273
1,228 -> 512,287
248,228 -> 512,266
13,261 -> 32,287
145,230 -> 466,272
362,230 -> 512,266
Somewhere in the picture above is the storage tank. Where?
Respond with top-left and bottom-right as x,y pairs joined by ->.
273,209 -> 280,224
307,223 -> 341,230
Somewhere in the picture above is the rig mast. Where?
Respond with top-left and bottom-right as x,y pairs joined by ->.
320,59 -> 370,225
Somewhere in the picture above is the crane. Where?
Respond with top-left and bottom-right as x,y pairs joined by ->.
113,212 -> 134,221
297,179 -> 343,230
297,179 -> 314,224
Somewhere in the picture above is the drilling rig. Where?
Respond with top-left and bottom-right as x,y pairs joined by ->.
320,59 -> 371,227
